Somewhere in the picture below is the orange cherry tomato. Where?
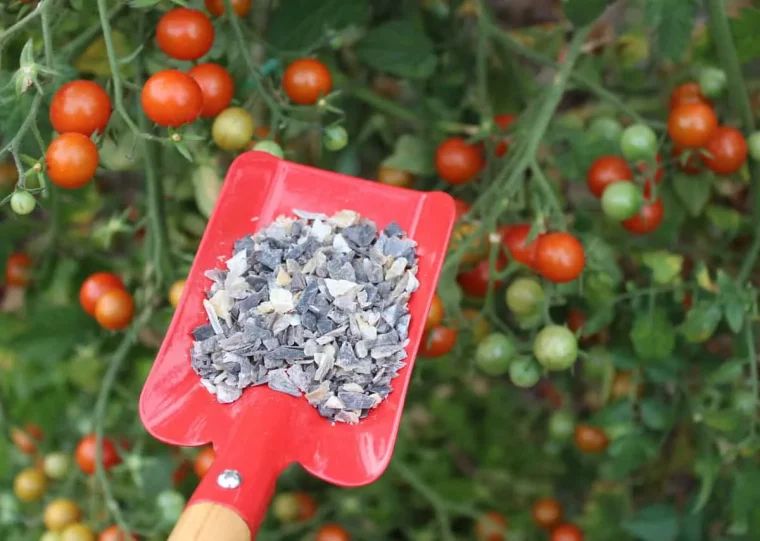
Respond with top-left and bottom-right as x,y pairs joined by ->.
586,156 -> 632,198
189,63 -> 235,118
426,294 -> 444,331
25,423 -> 44,441
282,58 -> 333,105
475,511 -> 507,541
435,138 -> 483,184
294,492 -> 317,521
11,426 -> 38,455
142,70 -> 203,128
532,498 -> 563,530
419,326 -> 458,357
315,523 -> 351,541
46,133 -> 99,189
98,525 -> 139,541
204,0 -> 251,17
13,468 -> 47,502
94,289 -> 135,331
535,232 -> 585,283
75,434 -> 122,475
622,199 -> 664,235
156,8 -> 214,61
377,166 -> 414,188
194,446 -> 215,479
6,252 -> 32,287
50,80 -> 112,136
551,523 -> 584,541
610,371 -> 644,400
701,126 -> 748,175
80,272 -> 126,317
573,425 -> 609,454
669,82 -> 709,110
668,102 -> 718,148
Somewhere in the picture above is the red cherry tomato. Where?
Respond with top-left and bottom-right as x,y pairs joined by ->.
75,434 -> 121,475
435,138 -> 484,184
669,82 -> 709,110
419,326 -> 458,357
50,80 -> 112,136
551,523 -> 584,541
500,224 -> 540,267
315,524 -> 351,541
94,289 -> 135,331
493,114 -> 516,157
573,425 -> 609,454
701,126 -> 748,175
79,272 -> 126,317
475,511 -> 507,541
671,146 -> 701,174
141,70 -> 203,127
668,102 -> 718,148
6,252 -> 32,287
426,294 -> 444,331
46,133 -> 99,189
156,8 -> 214,61
189,63 -> 235,118
532,498 -> 563,530
622,199 -> 664,235
453,198 -> 471,221
294,492 -> 317,521
457,258 -> 506,298
535,232 -> 585,283
98,525 -> 138,541
194,446 -> 215,479
282,58 -> 333,105
586,156 -> 632,198
204,0 -> 251,17
11,426 -> 37,455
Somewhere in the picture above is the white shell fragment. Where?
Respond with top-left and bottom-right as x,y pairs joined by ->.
189,210 -> 419,423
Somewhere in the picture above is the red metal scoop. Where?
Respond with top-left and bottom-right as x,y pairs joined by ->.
139,152 -> 455,540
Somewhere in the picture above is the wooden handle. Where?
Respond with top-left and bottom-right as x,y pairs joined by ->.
168,502 -> 251,541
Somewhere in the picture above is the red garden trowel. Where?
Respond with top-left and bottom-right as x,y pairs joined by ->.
139,152 -> 455,540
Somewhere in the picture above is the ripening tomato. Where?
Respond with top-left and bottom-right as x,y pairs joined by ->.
622,199 -> 664,235
573,425 -> 609,454
475,511 -> 507,541
156,8 -> 214,61
205,0 -> 251,17
50,80 -> 112,136
11,426 -> 39,455
493,113 -> 516,157
426,294 -> 444,331
435,138 -> 483,184
586,156 -> 632,198
14,468 -> 47,502
0,162 -> 18,190
46,133 -> 99,189
462,309 -> 491,343
315,524 -> 351,541
44,452 -> 71,480
294,492 -> 317,521
551,523 -> 584,541
499,224 -> 540,267
194,446 -> 215,479
61,523 -> 96,541
535,232 -> 585,283
188,63 -> 235,118
212,107 -> 255,151
669,82 -> 709,110
610,371 -> 644,400
668,102 -> 718,148
454,198 -> 471,221
6,252 -> 32,287
420,326 -> 458,357
44,499 -> 81,532
75,434 -> 121,475
80,272 -> 126,317
98,525 -> 138,541
532,498 -> 563,530
457,259 -> 505,298
449,222 -> 488,264
169,279 -> 186,308
282,58 -> 333,105
94,288 -> 134,331
142,70 -> 203,127
671,145 -> 701,174
701,126 -> 748,175
377,166 -> 414,188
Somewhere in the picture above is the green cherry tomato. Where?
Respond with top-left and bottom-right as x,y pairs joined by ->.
589,116 -> 623,143
601,181 -> 643,220
475,332 -> 516,376
508,357 -> 542,388
253,140 -> 284,158
748,132 -> 760,162
157,490 -> 186,524
533,325 -> 578,371
323,125 -> 348,151
548,410 -> 575,440
505,277 -> 545,317
10,191 -> 36,215
43,452 -> 71,480
620,124 -> 657,162
699,67 -> 727,98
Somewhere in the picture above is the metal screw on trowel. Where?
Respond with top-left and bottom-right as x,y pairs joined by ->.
217,469 -> 242,489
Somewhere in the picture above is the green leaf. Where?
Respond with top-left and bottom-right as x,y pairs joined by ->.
641,251 -> 684,284
640,399 -> 671,430
621,504 -> 680,541
707,358 -> 746,385
605,433 -> 658,479
729,8 -> 760,63
655,0 -> 697,61
268,0 -> 369,52
680,303 -> 722,343
705,205 -> 742,235
355,21 -> 437,79
702,410 -> 743,433
381,134 -> 435,176
674,171 -> 712,217
630,310 -> 676,361
724,300 -> 745,334
563,0 -> 608,27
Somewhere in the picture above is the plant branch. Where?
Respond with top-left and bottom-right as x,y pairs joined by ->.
392,461 -> 456,541
745,323 -> 758,439
0,0 -> 47,47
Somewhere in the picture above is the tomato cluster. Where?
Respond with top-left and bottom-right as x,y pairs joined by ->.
79,272 -> 134,330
